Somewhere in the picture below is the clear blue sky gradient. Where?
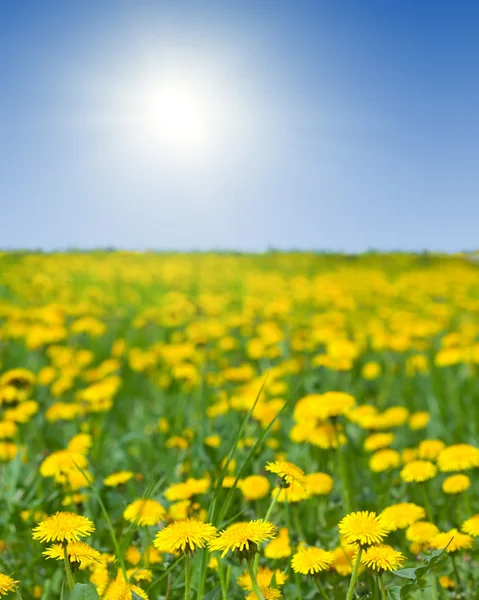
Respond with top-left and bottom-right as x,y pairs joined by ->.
1,0 -> 478,251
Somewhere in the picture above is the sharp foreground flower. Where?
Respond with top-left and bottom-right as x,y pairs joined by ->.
0,573 -> 19,596
32,512 -> 95,543
153,518 -> 217,554
265,460 -> 306,488
208,520 -> 277,559
360,544 -> 405,572
291,546 -> 334,575
339,511 -> 388,547
43,541 -> 101,567
246,587 -> 282,600
462,514 -> 479,537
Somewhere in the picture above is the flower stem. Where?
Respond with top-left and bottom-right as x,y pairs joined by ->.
346,546 -> 362,600
378,572 -> 387,600
451,553 -> 461,586
313,577 -> 329,600
217,556 -> 228,600
254,486 -> 282,572
420,484 -> 433,522
63,545 -> 75,590
246,558 -> 264,600
184,553 -> 191,600
335,424 -> 353,513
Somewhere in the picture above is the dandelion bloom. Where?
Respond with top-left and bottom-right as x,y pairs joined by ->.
102,571 -> 148,599
32,512 -> 95,543
400,460 -> 436,483
246,588 -> 282,600
370,449 -> 401,473
43,541 -> 101,567
408,411 -> 430,430
239,475 -> 271,501
123,499 -> 165,526
437,444 -> 479,472
361,544 -> 405,572
103,471 -> 135,487
417,439 -> 446,461
164,478 -> 210,501
237,566 -> 287,590
442,474 -> 470,494
339,511 -> 388,547
208,520 -> 277,559
405,521 -> 439,544
431,529 -> 473,553
0,573 -> 19,596
331,543 -> 357,576
363,433 -> 395,452
291,546 -> 334,575
153,519 -> 217,554
462,514 -> 479,537
314,391 -> 356,420
380,503 -> 426,531
264,528 -> 291,559
305,473 -> 333,496
265,461 -> 306,488
439,576 -> 455,589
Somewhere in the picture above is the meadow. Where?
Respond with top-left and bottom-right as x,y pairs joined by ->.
0,251 -> 478,600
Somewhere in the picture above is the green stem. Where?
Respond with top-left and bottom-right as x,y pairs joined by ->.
346,546 -> 362,600
420,484 -> 433,522
184,553 -> 191,600
217,556 -> 228,600
335,423 -> 353,513
313,577 -> 329,600
253,487 -> 282,573
63,545 -> 75,590
378,572 -> 387,600
246,558 -> 264,600
451,553 -> 461,587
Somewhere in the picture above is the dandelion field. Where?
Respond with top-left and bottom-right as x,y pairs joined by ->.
0,251 -> 478,599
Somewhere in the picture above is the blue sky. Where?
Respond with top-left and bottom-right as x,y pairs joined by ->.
1,0 -> 478,252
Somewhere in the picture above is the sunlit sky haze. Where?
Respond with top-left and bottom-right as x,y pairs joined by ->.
1,1 -> 479,252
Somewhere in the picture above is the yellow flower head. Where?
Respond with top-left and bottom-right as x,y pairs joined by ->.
291,546 -> 334,575
208,520 -> 277,559
361,544 -> 405,572
405,521 -> 439,544
32,512 -> 95,543
246,588 -> 282,600
239,475 -> 271,501
462,514 -> 479,537
370,449 -> 401,473
43,541 -> 101,568
237,566 -> 287,590
408,411 -> 430,430
339,511 -> 388,548
265,461 -> 305,489
400,460 -> 436,483
264,528 -> 291,559
164,478 -> 210,502
439,576 -> 455,589
103,571 -> 148,599
0,573 -> 19,596
104,471 -> 134,487
123,499 -> 165,527
431,529 -> 473,553
438,444 -> 479,472
417,440 -> 446,461
442,474 -> 470,494
380,503 -> 426,531
331,543 -> 357,576
364,433 -> 395,453
305,473 -> 333,496
153,519 -> 217,555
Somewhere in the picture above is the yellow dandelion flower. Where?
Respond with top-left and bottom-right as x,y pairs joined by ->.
438,444 -> 479,472
104,471 -> 134,487
164,478 -> 210,501
369,449 -> 401,472
339,511 -> 388,547
126,568 -> 153,583
123,499 -> 165,527
153,519 -> 217,554
32,512 -> 95,543
43,541 -> 101,568
442,474 -> 470,494
264,528 -> 291,559
237,566 -> 287,590
431,529 -> 473,553
305,473 -> 333,496
405,521 -> 439,544
408,412 -> 430,430
239,476 -> 270,501
265,461 -> 306,488
271,483 -> 311,503
291,546 -> 334,575
380,503 -> 426,531
331,543 -> 357,576
103,571 -> 148,599
364,433 -> 395,453
462,514 -> 479,537
361,544 -> 405,572
439,576 -> 455,589
246,587 -> 282,600
400,460 -> 436,483
0,573 -> 19,596
208,520 -> 277,559
417,439 -> 446,461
